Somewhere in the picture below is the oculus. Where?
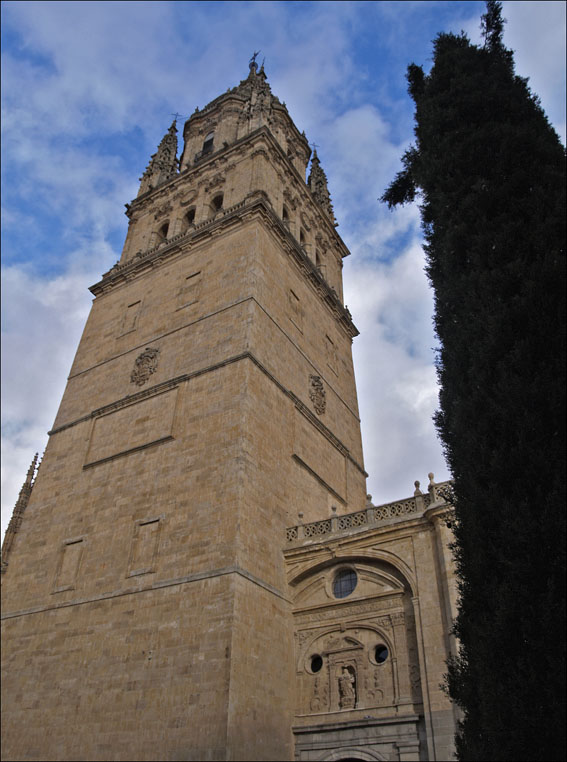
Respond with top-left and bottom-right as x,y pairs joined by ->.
333,568 -> 357,599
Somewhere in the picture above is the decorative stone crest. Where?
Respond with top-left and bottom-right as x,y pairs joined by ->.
309,374 -> 326,415
130,347 -> 160,387
153,202 -> 173,220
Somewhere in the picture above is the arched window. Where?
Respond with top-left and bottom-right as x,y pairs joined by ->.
300,229 -> 306,246
157,222 -> 169,242
210,194 -> 223,217
180,208 -> 196,234
202,131 -> 214,155
282,206 -> 289,226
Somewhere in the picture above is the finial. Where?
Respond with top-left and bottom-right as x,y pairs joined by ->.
170,113 -> 187,126
249,50 -> 261,72
428,472 -> 437,501
414,480 -> 422,496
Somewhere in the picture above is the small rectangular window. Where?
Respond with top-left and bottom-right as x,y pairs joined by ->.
127,518 -> 161,577
177,271 -> 202,310
326,334 -> 338,375
53,538 -> 84,593
119,300 -> 142,336
289,289 -> 303,333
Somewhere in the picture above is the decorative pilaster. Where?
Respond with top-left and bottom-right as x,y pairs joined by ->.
307,150 -> 336,224
1,453 -> 38,573
138,120 -> 179,197
391,611 -> 412,705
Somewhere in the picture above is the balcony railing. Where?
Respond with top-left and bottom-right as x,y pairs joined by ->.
285,480 -> 453,543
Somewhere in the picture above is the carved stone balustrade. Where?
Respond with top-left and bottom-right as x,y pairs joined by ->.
286,480 -> 453,544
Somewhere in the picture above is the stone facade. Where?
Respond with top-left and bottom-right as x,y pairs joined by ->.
1,60 -> 458,761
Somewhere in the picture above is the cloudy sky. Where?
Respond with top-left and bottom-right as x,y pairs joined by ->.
1,1 -> 565,537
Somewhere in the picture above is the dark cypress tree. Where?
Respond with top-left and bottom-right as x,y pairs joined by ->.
382,2 -> 565,759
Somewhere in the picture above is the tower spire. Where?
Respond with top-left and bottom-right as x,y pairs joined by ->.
307,150 -> 336,224
1,453 -> 38,573
137,119 -> 179,197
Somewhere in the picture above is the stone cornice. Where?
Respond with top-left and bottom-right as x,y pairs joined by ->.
0,563 -> 290,621
90,192 -> 358,339
47,351 -> 366,477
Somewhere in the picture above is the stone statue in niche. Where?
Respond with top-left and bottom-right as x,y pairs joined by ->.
309,374 -> 326,415
338,666 -> 356,709
130,347 -> 160,387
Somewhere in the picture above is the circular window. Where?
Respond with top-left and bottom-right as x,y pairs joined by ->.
333,569 -> 357,599
375,645 -> 389,664
310,654 -> 323,673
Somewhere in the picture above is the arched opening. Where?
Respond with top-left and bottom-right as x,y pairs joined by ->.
157,222 -> 169,244
210,194 -> 223,217
181,208 -> 196,233
202,131 -> 214,155
300,228 -> 306,246
282,206 -> 290,227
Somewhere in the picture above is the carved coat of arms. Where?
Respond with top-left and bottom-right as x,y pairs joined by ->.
309,374 -> 326,415
130,347 -> 160,387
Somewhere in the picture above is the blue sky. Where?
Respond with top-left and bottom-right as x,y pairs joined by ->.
1,1 -> 565,536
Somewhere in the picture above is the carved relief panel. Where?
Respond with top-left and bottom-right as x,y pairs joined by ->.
296,625 -> 397,716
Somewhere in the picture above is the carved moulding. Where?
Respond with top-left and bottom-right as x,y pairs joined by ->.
130,347 -> 160,387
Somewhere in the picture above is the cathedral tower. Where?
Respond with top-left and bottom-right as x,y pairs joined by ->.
2,61 -> 368,761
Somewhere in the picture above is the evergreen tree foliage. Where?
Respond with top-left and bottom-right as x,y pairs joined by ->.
382,3 -> 565,759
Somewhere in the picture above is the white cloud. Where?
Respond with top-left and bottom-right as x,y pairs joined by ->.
344,241 -> 450,503
1,1 -> 564,538
1,262 -> 100,536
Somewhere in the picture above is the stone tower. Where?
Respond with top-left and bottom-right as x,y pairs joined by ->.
1,60 -> 370,761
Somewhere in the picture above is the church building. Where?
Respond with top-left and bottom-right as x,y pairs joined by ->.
1,60 -> 458,762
